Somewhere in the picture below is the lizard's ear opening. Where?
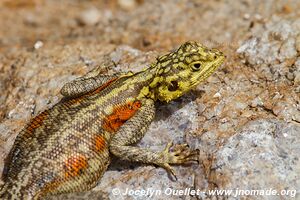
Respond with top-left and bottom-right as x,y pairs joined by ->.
156,82 -> 184,103
168,81 -> 179,91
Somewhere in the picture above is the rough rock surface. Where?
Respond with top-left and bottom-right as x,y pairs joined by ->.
212,119 -> 300,200
0,0 -> 299,200
237,16 -> 300,123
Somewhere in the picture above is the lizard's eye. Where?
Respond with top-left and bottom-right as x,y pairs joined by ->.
190,62 -> 201,71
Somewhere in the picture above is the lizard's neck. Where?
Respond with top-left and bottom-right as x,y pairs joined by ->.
135,63 -> 163,100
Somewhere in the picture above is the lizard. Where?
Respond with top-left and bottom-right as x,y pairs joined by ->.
0,41 -> 225,200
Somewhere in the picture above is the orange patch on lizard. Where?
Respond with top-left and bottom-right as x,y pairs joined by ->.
25,110 -> 49,134
103,101 -> 142,133
64,154 -> 88,178
94,135 -> 106,152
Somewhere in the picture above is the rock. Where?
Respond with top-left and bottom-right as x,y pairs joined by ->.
211,119 -> 299,200
279,37 -> 297,61
237,16 -> 299,72
77,8 -> 101,26
237,16 -> 300,123
34,40 -> 43,49
294,72 -> 300,84
117,0 -> 137,11
296,34 -> 300,52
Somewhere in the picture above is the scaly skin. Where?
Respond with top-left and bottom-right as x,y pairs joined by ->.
0,41 -> 225,199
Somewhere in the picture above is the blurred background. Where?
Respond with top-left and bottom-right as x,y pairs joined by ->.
0,0 -> 298,51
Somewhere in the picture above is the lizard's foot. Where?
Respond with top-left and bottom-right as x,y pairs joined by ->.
157,142 -> 199,179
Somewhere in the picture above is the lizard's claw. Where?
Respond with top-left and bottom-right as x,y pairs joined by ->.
157,142 -> 200,179
161,163 -> 177,180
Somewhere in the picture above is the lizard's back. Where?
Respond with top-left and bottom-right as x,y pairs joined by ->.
0,74 -> 145,199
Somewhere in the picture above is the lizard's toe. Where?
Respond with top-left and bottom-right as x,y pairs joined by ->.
157,143 -> 199,179
159,143 -> 200,165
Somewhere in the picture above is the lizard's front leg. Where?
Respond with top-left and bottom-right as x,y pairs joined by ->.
110,98 -> 199,178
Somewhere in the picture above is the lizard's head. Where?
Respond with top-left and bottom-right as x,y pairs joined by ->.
152,41 -> 225,102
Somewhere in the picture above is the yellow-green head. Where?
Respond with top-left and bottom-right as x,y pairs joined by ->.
151,41 -> 225,102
